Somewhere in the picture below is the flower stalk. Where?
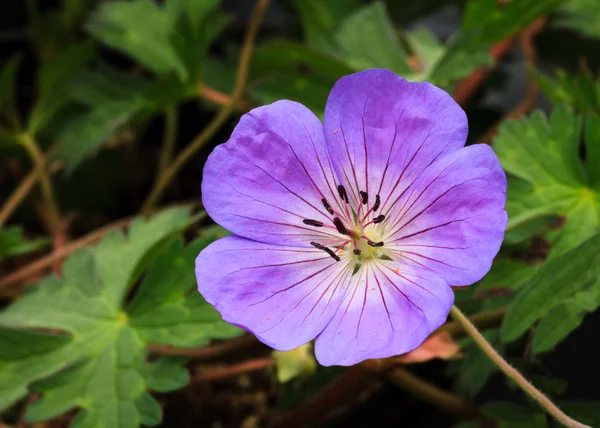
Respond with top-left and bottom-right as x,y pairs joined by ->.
18,133 -> 61,234
450,305 -> 591,428
141,0 -> 271,213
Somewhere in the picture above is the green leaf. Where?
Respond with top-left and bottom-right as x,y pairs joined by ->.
476,258 -> 539,292
86,0 -> 188,81
249,74 -> 331,120
531,301 -> 587,352
252,41 -> 355,82
129,229 -> 241,347
585,113 -> 600,189
249,41 -> 355,118
55,98 -> 146,171
0,327 -> 71,361
168,0 -> 230,83
0,208 -> 235,426
435,0 -> 562,79
462,0 -> 562,46
0,226 -> 50,262
406,27 -> 492,90
334,2 -> 413,76
501,234 -> 600,343
69,65 -> 154,108
556,0 -> 600,39
28,42 -> 95,135
494,106 -> 600,256
292,0 -> 360,55
532,68 -> 600,115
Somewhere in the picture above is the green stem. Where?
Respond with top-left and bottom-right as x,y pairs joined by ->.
157,106 -> 178,178
18,134 -> 61,233
140,0 -> 271,213
450,305 -> 591,428
437,306 -> 507,337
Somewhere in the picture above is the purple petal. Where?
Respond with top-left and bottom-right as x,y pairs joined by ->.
323,69 -> 467,211
384,144 -> 508,286
314,263 -> 453,366
196,235 -> 351,351
202,100 -> 345,247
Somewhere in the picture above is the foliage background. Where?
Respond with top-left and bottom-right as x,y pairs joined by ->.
1,0 -> 600,427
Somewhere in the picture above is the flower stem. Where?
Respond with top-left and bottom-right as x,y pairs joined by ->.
449,305 -> 591,428
437,306 -> 507,337
140,0 -> 271,213
18,133 -> 61,234
157,106 -> 178,178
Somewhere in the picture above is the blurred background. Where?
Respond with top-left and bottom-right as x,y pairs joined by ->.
1,0 -> 600,427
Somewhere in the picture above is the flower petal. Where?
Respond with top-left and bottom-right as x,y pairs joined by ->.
196,235 -> 352,351
202,100 -> 345,247
384,144 -> 508,286
323,69 -> 467,212
314,262 -> 453,366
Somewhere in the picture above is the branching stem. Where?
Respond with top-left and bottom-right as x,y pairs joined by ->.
450,305 -> 591,428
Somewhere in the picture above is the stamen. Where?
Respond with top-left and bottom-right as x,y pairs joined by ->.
373,194 -> 381,211
337,185 -> 349,204
310,242 -> 341,261
303,219 -> 324,227
359,191 -> 368,205
333,217 -> 349,235
367,240 -> 384,247
321,198 -> 334,215
353,248 -> 361,255
372,214 -> 385,224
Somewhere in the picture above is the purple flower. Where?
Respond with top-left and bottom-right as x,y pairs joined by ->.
196,69 -> 507,366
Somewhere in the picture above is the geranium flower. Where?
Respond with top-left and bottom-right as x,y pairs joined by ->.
196,69 -> 507,366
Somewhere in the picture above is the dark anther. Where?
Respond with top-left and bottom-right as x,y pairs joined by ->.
367,240 -> 384,247
333,217 -> 349,235
373,194 -> 381,211
303,219 -> 324,227
360,191 -> 368,205
321,198 -> 334,215
337,185 -> 349,203
372,214 -> 385,224
353,248 -> 361,255
311,242 -> 341,262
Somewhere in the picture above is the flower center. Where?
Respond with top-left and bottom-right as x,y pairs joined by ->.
303,185 -> 391,268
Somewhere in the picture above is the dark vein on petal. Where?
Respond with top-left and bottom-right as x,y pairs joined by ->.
355,263 -> 370,340
299,264 -> 351,330
376,111 -> 404,198
399,250 -> 465,270
361,94 -> 371,197
372,267 -> 395,331
385,154 -> 466,230
379,120 -> 435,216
376,267 -> 427,320
243,155 -> 331,218
340,122 -> 362,205
390,215 -> 483,243
248,263 -> 338,307
301,122 -> 345,214
387,178 -> 482,237
381,264 -> 448,310
230,214 -> 340,239
259,263 -> 345,334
